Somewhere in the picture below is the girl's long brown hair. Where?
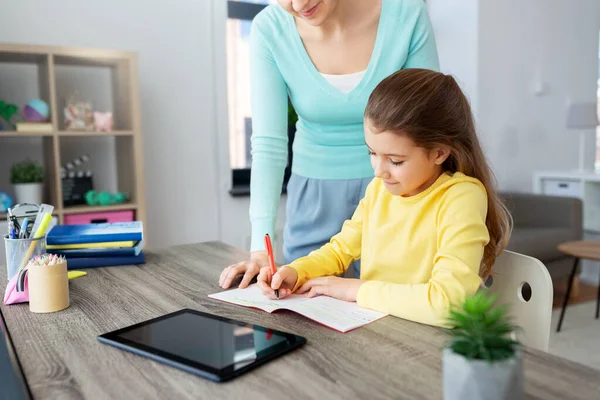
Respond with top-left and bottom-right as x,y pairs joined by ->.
365,68 -> 512,277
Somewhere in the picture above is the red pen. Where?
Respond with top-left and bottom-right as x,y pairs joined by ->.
264,234 -> 279,299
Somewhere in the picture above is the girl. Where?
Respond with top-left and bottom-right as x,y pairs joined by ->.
219,0 -> 439,289
256,68 -> 512,327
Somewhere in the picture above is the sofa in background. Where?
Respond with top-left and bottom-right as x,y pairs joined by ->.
501,192 -> 583,281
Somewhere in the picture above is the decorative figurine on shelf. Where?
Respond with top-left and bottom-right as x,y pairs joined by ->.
0,100 -> 18,130
64,94 -> 93,131
93,111 -> 114,132
23,99 -> 50,122
0,191 -> 13,213
85,190 -> 129,206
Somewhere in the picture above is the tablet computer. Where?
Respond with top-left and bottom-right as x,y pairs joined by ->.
97,309 -> 306,382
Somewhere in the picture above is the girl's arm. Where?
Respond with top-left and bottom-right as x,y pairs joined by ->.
357,183 -> 488,328
288,182 -> 374,291
248,14 -> 290,252
402,0 -> 440,71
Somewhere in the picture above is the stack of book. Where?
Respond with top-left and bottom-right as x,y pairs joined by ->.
46,221 -> 144,269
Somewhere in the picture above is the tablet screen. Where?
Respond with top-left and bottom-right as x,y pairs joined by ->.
98,309 -> 306,381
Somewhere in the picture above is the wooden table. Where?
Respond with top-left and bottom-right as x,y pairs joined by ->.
1,242 -> 599,399
556,241 -> 600,332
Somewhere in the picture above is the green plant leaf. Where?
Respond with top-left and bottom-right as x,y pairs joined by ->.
488,347 -> 516,362
450,340 -> 478,359
0,100 -> 18,123
444,292 -> 520,361
10,159 -> 44,184
288,101 -> 298,127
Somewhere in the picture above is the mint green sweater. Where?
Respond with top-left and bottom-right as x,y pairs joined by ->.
249,0 -> 439,251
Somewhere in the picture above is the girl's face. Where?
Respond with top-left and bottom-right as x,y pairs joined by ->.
365,119 -> 450,197
277,1 -> 337,26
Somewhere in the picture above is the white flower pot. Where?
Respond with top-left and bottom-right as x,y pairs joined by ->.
443,348 -> 523,400
13,183 -> 43,205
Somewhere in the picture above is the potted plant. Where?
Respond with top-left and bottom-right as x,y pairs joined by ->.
443,292 -> 523,400
10,159 -> 45,204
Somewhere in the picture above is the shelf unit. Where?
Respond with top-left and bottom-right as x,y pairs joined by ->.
0,43 -> 146,227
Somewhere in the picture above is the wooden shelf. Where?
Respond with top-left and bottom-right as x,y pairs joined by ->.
54,53 -> 132,68
0,43 -> 146,228
0,51 -> 47,64
57,130 -> 134,137
0,131 -> 135,137
60,203 -> 138,215
0,131 -> 54,137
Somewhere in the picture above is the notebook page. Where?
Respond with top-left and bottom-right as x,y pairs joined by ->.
209,284 -> 388,332
208,284 -> 309,313
288,295 -> 388,333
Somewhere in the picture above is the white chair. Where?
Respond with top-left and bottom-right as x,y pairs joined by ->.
482,250 -> 554,352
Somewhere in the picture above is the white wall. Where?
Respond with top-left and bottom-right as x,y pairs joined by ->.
478,0 -> 600,192
429,0 -> 600,192
427,0 -> 480,117
0,0 -> 222,250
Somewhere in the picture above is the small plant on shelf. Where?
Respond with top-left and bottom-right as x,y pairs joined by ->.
10,159 -> 44,185
10,159 -> 45,204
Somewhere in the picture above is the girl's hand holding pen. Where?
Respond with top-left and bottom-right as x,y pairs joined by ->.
258,265 -> 298,300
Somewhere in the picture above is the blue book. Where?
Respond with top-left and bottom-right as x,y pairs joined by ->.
65,252 -> 145,269
52,240 -> 144,258
47,222 -> 143,245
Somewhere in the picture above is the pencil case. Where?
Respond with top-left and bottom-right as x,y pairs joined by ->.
3,268 -> 29,305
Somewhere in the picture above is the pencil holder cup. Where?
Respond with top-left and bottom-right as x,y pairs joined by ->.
28,259 -> 69,313
4,234 -> 47,281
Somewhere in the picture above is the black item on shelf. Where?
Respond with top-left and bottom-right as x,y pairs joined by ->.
62,176 -> 93,206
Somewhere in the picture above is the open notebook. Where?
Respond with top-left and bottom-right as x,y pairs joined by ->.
208,284 -> 388,333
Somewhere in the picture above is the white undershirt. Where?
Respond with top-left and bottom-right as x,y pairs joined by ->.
320,70 -> 366,93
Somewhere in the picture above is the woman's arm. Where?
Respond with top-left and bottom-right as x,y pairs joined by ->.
402,1 -> 440,71
248,15 -> 289,252
356,183 -> 488,327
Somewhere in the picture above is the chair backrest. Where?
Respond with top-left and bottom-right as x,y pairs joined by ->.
482,250 -> 553,352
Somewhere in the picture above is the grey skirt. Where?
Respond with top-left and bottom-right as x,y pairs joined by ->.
283,173 -> 372,278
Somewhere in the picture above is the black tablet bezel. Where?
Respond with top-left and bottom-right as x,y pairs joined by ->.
97,309 -> 307,382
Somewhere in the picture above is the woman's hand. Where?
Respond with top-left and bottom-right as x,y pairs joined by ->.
297,277 -> 366,302
257,265 -> 298,300
219,251 -> 270,289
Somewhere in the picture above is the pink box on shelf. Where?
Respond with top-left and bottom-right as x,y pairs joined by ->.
64,210 -> 134,225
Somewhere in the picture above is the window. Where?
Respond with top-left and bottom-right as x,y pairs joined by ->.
227,0 -> 294,195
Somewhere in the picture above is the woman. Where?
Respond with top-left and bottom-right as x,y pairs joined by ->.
219,0 -> 439,289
